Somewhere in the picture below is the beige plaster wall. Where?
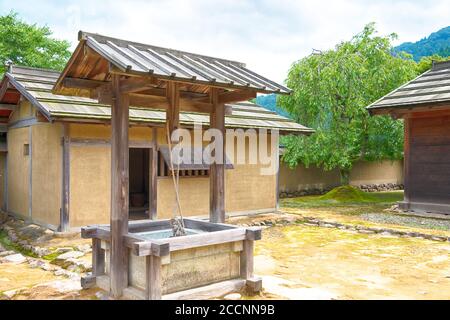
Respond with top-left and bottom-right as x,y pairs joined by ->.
7,127 -> 30,218
279,160 -> 404,192
31,123 -> 63,227
0,153 -> 5,209
67,124 -> 277,225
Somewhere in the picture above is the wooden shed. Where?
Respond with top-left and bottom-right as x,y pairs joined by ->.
0,61 -> 311,232
368,60 -> 450,215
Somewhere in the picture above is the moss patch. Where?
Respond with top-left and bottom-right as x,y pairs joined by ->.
0,230 -> 37,258
319,186 -> 376,202
282,188 -> 403,210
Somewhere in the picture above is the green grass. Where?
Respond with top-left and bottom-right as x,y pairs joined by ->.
281,186 -> 403,210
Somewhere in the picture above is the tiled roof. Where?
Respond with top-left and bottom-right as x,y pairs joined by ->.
367,60 -> 450,113
1,65 -> 313,134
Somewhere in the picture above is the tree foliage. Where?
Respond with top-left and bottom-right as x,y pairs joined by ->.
0,11 -> 71,75
416,54 -> 450,74
278,23 -> 418,184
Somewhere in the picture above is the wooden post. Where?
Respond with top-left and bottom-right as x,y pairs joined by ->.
109,74 -> 130,298
166,82 -> 180,135
240,239 -> 262,292
403,117 -> 411,207
149,127 -> 158,220
209,88 -> 225,223
240,240 -> 254,279
92,238 -> 105,276
146,255 -> 162,300
60,123 -> 70,232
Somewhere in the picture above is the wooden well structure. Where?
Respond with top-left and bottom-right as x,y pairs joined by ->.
368,60 -> 450,215
53,32 -> 291,299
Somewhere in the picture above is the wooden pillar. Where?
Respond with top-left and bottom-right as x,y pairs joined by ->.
60,123 -> 70,232
109,74 -> 130,298
166,82 -> 180,135
146,255 -> 162,300
92,238 -> 105,276
149,127 -> 158,220
403,117 -> 411,206
209,88 -> 225,223
240,240 -> 254,279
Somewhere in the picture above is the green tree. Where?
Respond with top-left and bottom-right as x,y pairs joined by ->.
0,11 -> 71,75
279,23 -> 418,185
416,54 -> 450,74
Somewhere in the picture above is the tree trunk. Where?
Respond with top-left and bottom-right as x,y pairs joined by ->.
339,168 -> 350,186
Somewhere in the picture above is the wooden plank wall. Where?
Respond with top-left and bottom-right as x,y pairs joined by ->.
409,114 -> 450,205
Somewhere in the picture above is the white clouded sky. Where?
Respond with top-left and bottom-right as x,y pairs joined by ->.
0,0 -> 448,83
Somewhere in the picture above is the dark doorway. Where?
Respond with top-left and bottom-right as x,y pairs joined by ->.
129,148 -> 150,220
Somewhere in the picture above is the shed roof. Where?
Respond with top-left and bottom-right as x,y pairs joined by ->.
0,65 -> 313,134
367,60 -> 450,115
54,31 -> 291,96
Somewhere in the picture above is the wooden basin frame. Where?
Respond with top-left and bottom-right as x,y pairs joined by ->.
81,219 -> 262,300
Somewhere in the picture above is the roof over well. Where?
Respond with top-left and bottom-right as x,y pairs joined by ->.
368,60 -> 450,115
54,31 -> 291,96
0,65 -> 313,135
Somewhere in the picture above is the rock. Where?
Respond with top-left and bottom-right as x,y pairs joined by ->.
224,293 -> 242,300
18,240 -> 29,246
35,279 -> 82,293
66,258 -> 92,273
75,244 -> 92,253
3,253 -> 27,264
2,289 -> 20,299
95,291 -> 110,300
32,247 -> 51,257
431,236 -> 447,242
304,223 -> 319,227
358,229 -> 375,235
0,250 -> 16,257
44,229 -> 54,236
56,251 -> 85,260
55,247 -> 74,254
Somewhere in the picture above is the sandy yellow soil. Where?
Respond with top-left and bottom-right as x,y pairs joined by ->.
254,225 -> 450,300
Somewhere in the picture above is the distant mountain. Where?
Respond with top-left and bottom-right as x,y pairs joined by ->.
394,26 -> 450,61
254,94 -> 291,118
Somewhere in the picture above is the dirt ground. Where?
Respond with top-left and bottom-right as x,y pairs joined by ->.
253,224 -> 450,300
1,191 -> 450,300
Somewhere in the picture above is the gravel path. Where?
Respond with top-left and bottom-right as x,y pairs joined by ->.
360,213 -> 450,231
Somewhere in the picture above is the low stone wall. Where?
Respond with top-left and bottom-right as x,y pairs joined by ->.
358,183 -> 404,193
239,214 -> 450,243
279,183 -> 404,199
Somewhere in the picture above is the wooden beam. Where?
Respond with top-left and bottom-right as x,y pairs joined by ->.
80,226 -> 110,240
149,127 -> 158,220
196,90 -> 257,105
209,88 -> 226,223
166,228 -> 246,251
109,74 -> 130,298
0,104 -> 14,111
59,123 -> 70,232
97,90 -> 213,113
166,82 -> 180,136
63,77 -> 108,90
0,79 -> 10,101
120,77 -> 158,93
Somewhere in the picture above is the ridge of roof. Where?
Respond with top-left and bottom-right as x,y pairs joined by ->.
79,31 -> 246,68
